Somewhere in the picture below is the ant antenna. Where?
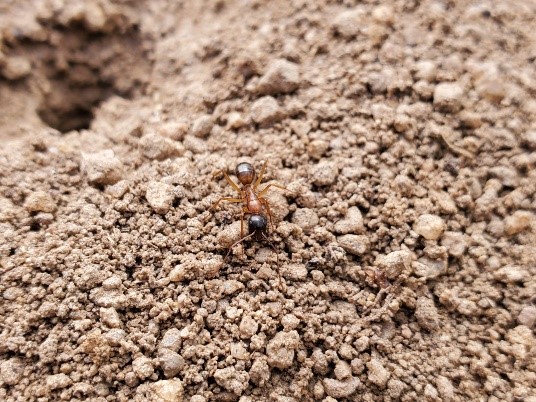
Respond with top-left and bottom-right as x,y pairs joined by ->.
225,231 -> 256,260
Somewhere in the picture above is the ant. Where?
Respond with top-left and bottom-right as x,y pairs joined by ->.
210,161 -> 288,239
209,161 -> 291,287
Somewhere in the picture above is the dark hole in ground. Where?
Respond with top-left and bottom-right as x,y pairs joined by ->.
8,23 -> 152,133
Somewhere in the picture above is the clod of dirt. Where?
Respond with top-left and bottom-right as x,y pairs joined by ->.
323,376 -> 360,399
146,181 -> 175,214
139,133 -> 185,160
253,59 -> 301,96
413,214 -> 446,240
266,330 -> 300,369
152,379 -> 184,402
433,82 -> 464,112
250,96 -> 285,128
337,234 -> 369,256
23,191 -> 56,213
190,115 -> 214,138
334,206 -> 364,234
81,149 -> 124,185
213,367 -> 249,395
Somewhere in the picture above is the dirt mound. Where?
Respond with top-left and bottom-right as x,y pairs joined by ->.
1,1 -> 535,401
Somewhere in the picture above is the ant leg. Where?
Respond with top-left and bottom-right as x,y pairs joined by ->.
225,231 -> 256,260
258,182 -> 293,197
260,198 -> 274,231
209,197 -> 242,212
240,207 -> 247,239
254,161 -> 268,188
213,170 -> 242,194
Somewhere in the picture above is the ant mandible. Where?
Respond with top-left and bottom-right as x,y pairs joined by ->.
209,161 -> 289,240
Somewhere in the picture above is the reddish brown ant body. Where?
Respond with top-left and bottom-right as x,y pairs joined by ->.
210,161 -> 288,239
210,161 -> 291,290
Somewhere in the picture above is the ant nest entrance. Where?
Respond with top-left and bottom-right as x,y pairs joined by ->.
1,5 -> 152,133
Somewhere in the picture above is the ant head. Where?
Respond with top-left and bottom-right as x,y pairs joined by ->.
248,214 -> 268,235
235,162 -> 255,185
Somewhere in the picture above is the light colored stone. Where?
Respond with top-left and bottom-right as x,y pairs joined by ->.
132,356 -> 154,380
146,181 -> 174,214
46,373 -> 72,390
214,366 -> 249,395
191,115 -> 213,138
139,133 -> 184,160
291,208 -> 319,232
433,82 -> 464,112
81,149 -> 123,185
152,379 -> 184,402
413,214 -> 446,240
493,265 -> 528,283
24,191 -> 56,213
250,96 -> 284,128
239,315 -> 259,338
517,306 -> 536,328
266,330 -> 300,369
0,358 -> 24,385
367,358 -> 390,387
254,59 -> 300,95
504,210 -> 533,235
100,307 -> 121,328
337,234 -> 369,256
375,250 -> 413,279
323,377 -> 360,398
334,206 -> 363,234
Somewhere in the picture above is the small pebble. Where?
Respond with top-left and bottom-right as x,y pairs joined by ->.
0,358 -> 24,385
312,161 -> 339,186
493,265 -> 528,283
323,377 -> 360,398
213,367 -> 249,395
266,330 -> 300,369
191,115 -> 214,138
517,306 -> 536,328
239,315 -> 259,338
250,96 -> 285,128
132,356 -> 154,380
146,181 -> 175,214
521,130 -> 536,150
414,297 -> 440,331
254,59 -> 300,95
337,234 -> 369,256
160,328 -> 181,351
376,250 -> 414,279
334,206 -> 363,234
158,348 -> 185,378
1,56 -> 31,80
152,379 -> 184,402
249,359 -> 270,386
100,307 -> 122,328
24,191 -> 56,213
433,82 -> 464,112
334,360 -> 352,380
291,208 -> 319,233
46,373 -> 72,390
413,214 -> 446,240
504,210 -> 533,236
81,149 -> 123,185
332,9 -> 363,38
139,133 -> 184,160
367,358 -> 390,387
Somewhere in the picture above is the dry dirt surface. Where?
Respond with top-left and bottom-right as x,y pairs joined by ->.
1,0 -> 536,401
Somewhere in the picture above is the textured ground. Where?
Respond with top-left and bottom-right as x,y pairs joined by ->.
1,0 -> 536,401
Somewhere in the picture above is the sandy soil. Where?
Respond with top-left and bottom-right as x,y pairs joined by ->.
1,0 -> 536,401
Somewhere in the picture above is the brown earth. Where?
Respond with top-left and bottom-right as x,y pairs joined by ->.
1,1 -> 535,401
